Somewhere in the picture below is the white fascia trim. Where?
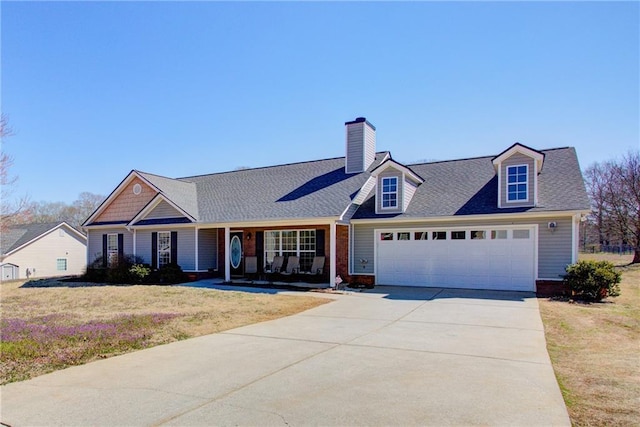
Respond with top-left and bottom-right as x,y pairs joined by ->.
128,193 -> 196,225
571,213 -> 580,264
198,217 -> 341,229
3,223 -> 86,258
497,165 -> 502,208
83,171 -> 160,226
370,159 -> 424,184
128,223 -> 198,230
350,210 -> 591,225
492,144 -> 545,172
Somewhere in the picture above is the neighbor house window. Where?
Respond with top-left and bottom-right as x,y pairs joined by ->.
381,177 -> 398,209
107,234 -> 119,266
265,230 -> 316,272
158,231 -> 171,268
56,258 -> 67,271
507,165 -> 528,201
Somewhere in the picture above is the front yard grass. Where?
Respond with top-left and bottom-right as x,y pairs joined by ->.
539,253 -> 640,426
0,279 -> 328,385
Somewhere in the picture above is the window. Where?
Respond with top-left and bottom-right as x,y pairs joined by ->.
381,177 -> 398,209
513,229 -> 530,239
107,234 -> 119,266
471,230 -> 485,240
451,231 -> 466,240
491,230 -> 507,239
397,232 -> 410,241
414,231 -> 428,241
56,258 -> 67,271
380,232 -> 394,241
158,231 -> 171,268
432,231 -> 447,240
507,165 -> 528,201
265,230 -> 316,272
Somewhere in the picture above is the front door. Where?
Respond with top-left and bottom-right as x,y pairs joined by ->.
230,232 -> 244,277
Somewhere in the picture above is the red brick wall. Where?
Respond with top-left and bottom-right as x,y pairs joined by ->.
536,280 -> 570,297
336,225 -> 350,283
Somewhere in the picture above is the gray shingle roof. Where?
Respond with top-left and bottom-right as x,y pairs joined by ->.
137,171 -> 199,220
1,222 -> 79,256
181,153 -> 390,223
353,147 -> 590,219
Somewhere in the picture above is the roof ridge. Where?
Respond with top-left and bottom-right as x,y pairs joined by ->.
178,151 -> 392,180
406,146 -> 574,166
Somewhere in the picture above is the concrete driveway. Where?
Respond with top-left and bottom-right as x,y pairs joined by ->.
0,286 -> 570,426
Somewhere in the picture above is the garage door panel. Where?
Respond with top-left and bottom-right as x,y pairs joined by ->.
376,227 -> 535,291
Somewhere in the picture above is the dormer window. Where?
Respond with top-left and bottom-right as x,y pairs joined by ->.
507,165 -> 528,202
381,177 -> 398,209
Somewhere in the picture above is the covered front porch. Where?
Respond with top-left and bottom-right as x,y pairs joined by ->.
199,221 -> 349,288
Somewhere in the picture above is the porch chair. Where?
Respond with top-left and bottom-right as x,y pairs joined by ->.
265,256 -> 284,282
244,256 -> 258,281
301,256 -> 325,282
279,256 -> 300,281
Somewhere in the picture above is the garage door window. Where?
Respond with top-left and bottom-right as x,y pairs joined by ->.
471,230 -> 486,240
397,232 -> 410,241
491,230 -> 507,239
513,229 -> 530,239
451,231 -> 466,240
414,232 -> 428,240
381,232 -> 394,241
432,231 -> 446,240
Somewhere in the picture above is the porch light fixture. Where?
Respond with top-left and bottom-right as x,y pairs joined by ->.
246,232 -> 252,240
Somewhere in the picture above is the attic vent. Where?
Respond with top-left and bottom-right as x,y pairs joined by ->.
345,117 -> 376,173
133,184 -> 142,195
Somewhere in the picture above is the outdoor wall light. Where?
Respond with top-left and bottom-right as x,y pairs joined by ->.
246,232 -> 252,240
548,222 -> 557,232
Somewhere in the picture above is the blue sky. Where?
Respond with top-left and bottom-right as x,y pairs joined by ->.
2,1 -> 638,204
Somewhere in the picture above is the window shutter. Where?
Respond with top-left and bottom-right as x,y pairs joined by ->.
316,229 -> 325,256
256,231 -> 264,273
102,234 -> 108,268
171,231 -> 178,265
118,234 -> 124,263
151,232 -> 157,269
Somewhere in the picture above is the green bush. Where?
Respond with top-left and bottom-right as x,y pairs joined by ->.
156,263 -> 186,284
563,260 -> 622,301
129,264 -> 152,284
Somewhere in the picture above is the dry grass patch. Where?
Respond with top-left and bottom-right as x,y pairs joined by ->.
539,253 -> 640,426
0,279 -> 329,384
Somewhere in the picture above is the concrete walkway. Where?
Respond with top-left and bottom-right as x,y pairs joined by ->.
0,286 -> 570,426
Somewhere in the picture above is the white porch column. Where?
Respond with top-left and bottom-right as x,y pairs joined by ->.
330,222 -> 337,287
224,227 -> 231,282
133,229 -> 137,257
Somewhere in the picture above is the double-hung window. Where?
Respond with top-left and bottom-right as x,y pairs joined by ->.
381,177 -> 398,209
157,231 -> 171,268
507,165 -> 528,202
107,234 -> 119,266
265,230 -> 316,272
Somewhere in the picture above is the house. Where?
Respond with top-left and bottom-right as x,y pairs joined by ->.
1,222 -> 88,281
82,117 -> 590,292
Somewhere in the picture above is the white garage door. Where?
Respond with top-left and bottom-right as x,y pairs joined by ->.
376,227 -> 536,291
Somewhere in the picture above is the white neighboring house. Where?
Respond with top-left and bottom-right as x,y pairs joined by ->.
0,222 -> 87,281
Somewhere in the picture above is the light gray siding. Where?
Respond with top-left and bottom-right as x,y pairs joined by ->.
198,228 -> 218,270
346,122 -> 364,173
147,201 -> 184,219
352,215 -> 575,280
363,122 -> 376,171
403,179 -> 418,212
87,228 -> 133,264
500,153 -> 535,207
136,228 -> 197,271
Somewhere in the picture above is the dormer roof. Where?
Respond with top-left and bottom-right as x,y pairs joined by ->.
492,142 -> 545,172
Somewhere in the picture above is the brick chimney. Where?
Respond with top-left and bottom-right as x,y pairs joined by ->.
345,117 -> 376,173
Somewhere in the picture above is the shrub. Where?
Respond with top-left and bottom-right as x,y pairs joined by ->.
563,260 -> 622,301
156,263 -> 186,284
129,264 -> 152,284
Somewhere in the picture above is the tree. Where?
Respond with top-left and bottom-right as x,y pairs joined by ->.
585,150 -> 640,263
24,192 -> 105,228
0,114 -> 30,229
